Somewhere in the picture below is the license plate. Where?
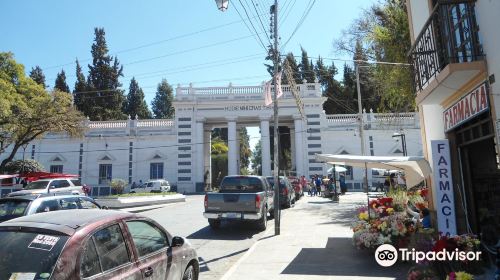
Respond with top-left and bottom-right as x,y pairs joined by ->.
225,212 -> 240,218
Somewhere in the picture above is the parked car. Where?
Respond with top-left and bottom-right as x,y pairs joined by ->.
266,176 -> 295,209
7,178 -> 84,197
0,209 -> 199,280
203,175 -> 274,230
0,194 -> 104,222
130,179 -> 171,193
287,176 -> 303,201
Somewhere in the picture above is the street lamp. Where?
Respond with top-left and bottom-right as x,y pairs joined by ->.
214,0 -> 229,12
392,131 -> 407,156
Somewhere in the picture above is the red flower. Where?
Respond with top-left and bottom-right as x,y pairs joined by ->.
420,189 -> 429,197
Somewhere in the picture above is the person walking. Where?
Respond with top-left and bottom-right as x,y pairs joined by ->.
315,175 -> 322,197
339,173 -> 347,195
309,175 -> 315,196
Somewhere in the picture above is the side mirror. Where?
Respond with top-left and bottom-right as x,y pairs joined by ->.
101,206 -> 109,210
171,236 -> 184,247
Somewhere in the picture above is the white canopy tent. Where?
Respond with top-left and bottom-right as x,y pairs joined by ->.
327,166 -> 348,173
315,154 -> 432,187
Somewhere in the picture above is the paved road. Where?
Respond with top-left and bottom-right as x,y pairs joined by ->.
139,195 -> 275,280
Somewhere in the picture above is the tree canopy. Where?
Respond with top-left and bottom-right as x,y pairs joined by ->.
54,69 -> 70,93
151,79 -> 175,119
124,77 -> 152,119
29,66 -> 46,88
0,52 -> 85,171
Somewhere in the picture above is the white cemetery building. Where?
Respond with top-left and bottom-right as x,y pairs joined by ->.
0,82 -> 422,195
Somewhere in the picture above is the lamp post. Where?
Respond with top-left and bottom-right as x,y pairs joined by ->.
392,131 -> 407,156
214,0 -> 281,235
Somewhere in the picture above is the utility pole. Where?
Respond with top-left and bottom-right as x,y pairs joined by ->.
271,0 -> 281,236
355,62 -> 369,193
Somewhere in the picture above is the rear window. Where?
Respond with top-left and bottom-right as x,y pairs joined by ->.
0,200 -> 30,221
266,177 -> 287,189
220,177 -> 264,193
25,181 -> 48,190
70,179 -> 81,186
0,231 -> 69,279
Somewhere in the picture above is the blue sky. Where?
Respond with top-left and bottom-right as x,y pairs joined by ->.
1,0 -> 376,150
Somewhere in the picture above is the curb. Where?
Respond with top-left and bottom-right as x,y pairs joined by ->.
96,195 -> 186,209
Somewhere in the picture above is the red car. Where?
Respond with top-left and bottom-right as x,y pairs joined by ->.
0,209 -> 199,280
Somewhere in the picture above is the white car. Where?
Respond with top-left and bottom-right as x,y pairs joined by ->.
7,178 -> 84,197
130,179 -> 171,193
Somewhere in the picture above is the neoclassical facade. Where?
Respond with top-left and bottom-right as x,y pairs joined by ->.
0,82 -> 422,195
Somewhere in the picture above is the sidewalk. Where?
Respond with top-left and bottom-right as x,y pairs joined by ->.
221,193 -> 411,280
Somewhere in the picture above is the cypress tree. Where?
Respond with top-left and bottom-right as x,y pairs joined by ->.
87,27 -> 126,120
54,69 -> 70,93
151,79 -> 175,119
282,52 -> 301,85
29,66 -> 46,88
73,59 -> 89,115
125,77 -> 152,119
299,47 -> 315,83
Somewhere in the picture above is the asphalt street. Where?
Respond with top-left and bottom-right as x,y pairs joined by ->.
139,195 -> 272,280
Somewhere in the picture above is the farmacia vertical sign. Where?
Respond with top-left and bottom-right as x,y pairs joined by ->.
431,140 -> 457,235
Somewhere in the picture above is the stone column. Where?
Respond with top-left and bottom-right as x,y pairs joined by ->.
195,118 -> 205,185
236,127 -> 240,173
293,115 -> 304,177
227,117 -> 238,175
260,115 -> 271,176
290,128 -> 295,172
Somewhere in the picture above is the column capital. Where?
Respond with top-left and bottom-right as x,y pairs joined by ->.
196,117 -> 206,123
225,116 -> 238,122
293,114 -> 303,121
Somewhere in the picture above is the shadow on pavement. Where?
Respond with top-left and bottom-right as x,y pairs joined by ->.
187,222 -> 263,241
281,237 -> 411,279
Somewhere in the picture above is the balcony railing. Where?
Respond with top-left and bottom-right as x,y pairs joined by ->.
409,0 -> 483,93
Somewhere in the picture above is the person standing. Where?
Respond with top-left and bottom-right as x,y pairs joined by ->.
339,173 -> 347,195
315,175 -> 322,196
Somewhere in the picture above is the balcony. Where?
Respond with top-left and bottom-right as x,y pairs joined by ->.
409,0 -> 486,105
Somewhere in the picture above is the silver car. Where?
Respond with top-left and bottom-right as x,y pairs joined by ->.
7,178 -> 84,197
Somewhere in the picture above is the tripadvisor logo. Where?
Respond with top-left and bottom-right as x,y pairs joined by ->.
374,244 -> 481,267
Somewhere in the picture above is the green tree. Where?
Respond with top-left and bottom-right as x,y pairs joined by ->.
73,59 -> 88,114
0,52 -> 85,171
4,159 -> 44,174
125,77 -> 152,119
86,27 -> 126,120
299,47 -> 315,83
334,0 -> 414,112
151,79 -> 175,119
251,140 -> 262,175
315,57 -> 343,114
54,69 -> 70,93
282,52 -> 301,85
239,128 -> 251,174
29,66 -> 46,88
211,138 -> 228,187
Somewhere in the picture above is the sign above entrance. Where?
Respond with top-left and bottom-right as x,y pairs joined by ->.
443,82 -> 489,132
224,105 -> 271,111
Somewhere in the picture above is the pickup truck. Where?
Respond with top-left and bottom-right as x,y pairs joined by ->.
203,175 -> 274,231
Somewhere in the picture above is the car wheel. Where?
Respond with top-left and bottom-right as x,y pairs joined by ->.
182,263 -> 198,280
256,209 -> 267,231
208,219 -> 220,229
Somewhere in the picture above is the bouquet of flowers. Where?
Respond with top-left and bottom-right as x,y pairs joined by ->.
445,271 -> 473,280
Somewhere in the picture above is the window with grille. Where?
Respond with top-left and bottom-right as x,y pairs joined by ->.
150,163 -> 164,179
50,165 -> 63,173
99,164 -> 112,184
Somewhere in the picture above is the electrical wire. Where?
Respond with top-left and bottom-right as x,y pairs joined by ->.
235,0 -> 269,51
41,15 -> 266,71
281,0 -> 316,50
249,0 -> 272,45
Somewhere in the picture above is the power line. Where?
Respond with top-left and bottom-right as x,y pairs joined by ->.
124,34 -> 261,66
282,0 -> 316,49
41,15 -> 266,71
234,0 -> 268,51
250,0 -> 272,45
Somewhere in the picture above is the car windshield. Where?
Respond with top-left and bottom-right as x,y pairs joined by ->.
0,231 -> 69,279
220,177 -> 264,193
0,200 -> 30,221
25,181 -> 49,190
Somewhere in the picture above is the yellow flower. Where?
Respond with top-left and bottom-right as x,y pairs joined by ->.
359,212 -> 369,220
386,208 -> 394,214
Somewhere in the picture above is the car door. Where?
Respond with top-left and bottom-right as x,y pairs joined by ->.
80,223 -> 142,280
125,220 -> 180,280
50,179 -> 72,195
